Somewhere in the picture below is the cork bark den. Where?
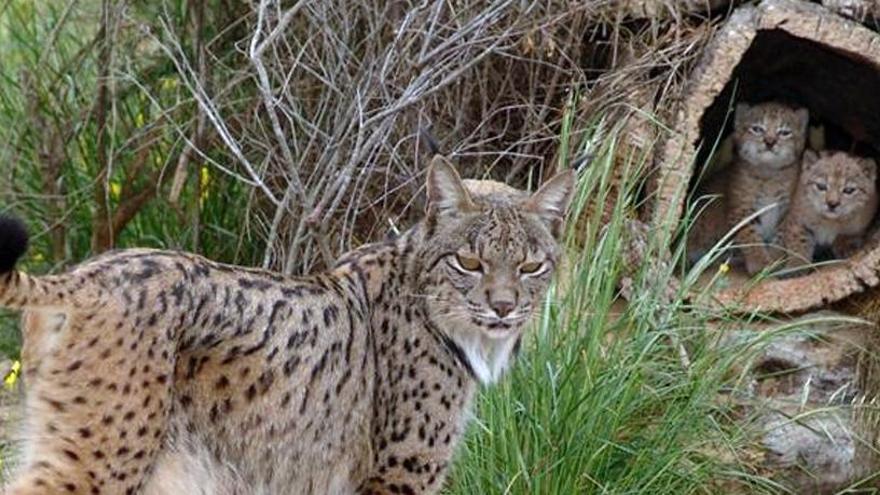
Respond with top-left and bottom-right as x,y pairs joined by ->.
652,0 -> 880,313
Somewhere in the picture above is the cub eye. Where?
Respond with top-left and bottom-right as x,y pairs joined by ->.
843,186 -> 856,195
815,182 -> 828,192
777,128 -> 792,138
519,261 -> 543,275
455,254 -> 482,272
749,124 -> 765,135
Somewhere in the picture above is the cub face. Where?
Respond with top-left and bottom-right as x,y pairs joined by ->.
800,150 -> 877,220
734,102 -> 809,169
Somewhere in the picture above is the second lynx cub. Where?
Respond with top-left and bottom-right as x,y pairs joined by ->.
778,150 -> 878,269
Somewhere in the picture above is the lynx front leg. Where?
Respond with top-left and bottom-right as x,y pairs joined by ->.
358,361 -> 473,495
725,199 -> 781,275
356,455 -> 449,495
777,218 -> 814,272
733,222 -> 775,275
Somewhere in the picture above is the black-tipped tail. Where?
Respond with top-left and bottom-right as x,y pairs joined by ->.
0,215 -> 28,274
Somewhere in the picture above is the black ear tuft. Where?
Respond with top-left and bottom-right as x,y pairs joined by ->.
0,215 -> 29,274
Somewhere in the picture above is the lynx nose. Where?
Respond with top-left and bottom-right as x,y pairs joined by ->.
490,301 -> 515,318
764,136 -> 777,148
827,199 -> 840,210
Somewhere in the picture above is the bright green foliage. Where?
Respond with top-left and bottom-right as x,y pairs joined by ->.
0,1 -> 261,358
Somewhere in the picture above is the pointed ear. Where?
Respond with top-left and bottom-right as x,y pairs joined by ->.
794,107 -> 809,132
426,155 -> 475,216
861,157 -> 877,180
524,170 -> 576,238
734,102 -> 750,129
802,149 -> 819,168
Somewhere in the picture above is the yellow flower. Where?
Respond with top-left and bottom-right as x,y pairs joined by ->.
110,181 -> 122,201
160,76 -> 179,91
718,262 -> 730,275
200,166 -> 211,186
4,360 -> 21,390
199,166 -> 212,206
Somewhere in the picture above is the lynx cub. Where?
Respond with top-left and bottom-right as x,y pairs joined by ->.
688,102 -> 809,274
777,150 -> 878,270
0,157 -> 574,495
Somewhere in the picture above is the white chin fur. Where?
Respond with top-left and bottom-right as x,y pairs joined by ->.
454,329 -> 520,385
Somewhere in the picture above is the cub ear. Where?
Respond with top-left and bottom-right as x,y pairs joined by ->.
794,107 -> 810,131
860,157 -> 877,180
524,169 -> 576,238
425,155 -> 475,217
734,102 -> 751,129
802,149 -> 819,168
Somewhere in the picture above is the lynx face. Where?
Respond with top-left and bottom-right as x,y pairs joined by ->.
800,150 -> 877,220
420,163 -> 572,339
734,102 -> 809,169
432,204 -> 557,335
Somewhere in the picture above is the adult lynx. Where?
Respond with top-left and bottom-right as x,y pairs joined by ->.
0,157 -> 574,495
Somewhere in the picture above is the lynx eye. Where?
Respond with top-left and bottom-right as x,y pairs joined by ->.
777,128 -> 792,138
519,261 -> 544,275
815,182 -> 828,192
843,186 -> 856,195
454,254 -> 482,272
749,124 -> 765,135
